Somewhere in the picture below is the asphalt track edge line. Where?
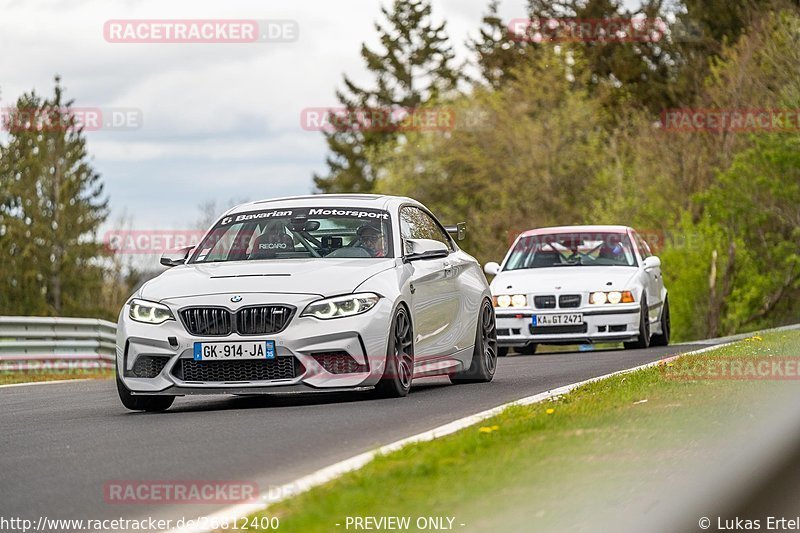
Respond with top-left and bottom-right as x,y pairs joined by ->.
165,341 -> 736,533
0,378 -> 93,389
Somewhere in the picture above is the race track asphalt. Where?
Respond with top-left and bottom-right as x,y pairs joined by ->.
0,343 -> 708,526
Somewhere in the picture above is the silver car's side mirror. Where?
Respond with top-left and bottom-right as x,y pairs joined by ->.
444,222 -> 467,241
483,261 -> 501,276
404,239 -> 449,262
160,246 -> 194,268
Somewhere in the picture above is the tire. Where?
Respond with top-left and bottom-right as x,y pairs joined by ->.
116,375 -> 174,412
650,297 -> 671,346
450,300 -> 498,384
516,344 -> 538,356
374,305 -> 415,398
624,298 -> 651,350
497,347 -> 509,357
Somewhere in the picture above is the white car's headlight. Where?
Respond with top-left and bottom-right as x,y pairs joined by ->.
493,294 -> 527,308
590,291 -> 607,305
129,299 -> 175,324
589,291 -> 634,304
301,293 -> 380,319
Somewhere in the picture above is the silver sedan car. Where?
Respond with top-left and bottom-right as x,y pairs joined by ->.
116,194 -> 497,411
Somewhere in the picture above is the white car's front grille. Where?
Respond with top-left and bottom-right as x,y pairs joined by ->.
534,295 -> 556,308
558,294 -> 582,308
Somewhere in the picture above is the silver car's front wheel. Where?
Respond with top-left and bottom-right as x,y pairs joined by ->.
374,306 -> 414,398
450,299 -> 497,384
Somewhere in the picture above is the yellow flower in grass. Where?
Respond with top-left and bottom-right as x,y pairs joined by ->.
479,425 -> 500,433
546,408 -> 555,415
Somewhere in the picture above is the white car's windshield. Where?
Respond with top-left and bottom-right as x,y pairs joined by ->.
189,207 -> 393,263
504,232 -> 637,270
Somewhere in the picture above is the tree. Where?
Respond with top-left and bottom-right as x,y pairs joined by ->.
0,76 -> 108,316
376,51 -> 611,262
313,0 -> 461,193
469,0 -> 537,88
704,133 -> 800,335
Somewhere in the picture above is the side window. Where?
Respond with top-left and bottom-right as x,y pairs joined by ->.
399,207 -> 454,252
632,232 -> 652,259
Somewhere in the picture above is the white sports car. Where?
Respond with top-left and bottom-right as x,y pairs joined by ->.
116,194 -> 496,411
484,225 -> 669,355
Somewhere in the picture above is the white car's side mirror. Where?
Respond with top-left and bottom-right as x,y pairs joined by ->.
484,261 -> 501,276
642,256 -> 661,270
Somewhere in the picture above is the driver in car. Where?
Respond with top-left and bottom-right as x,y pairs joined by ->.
357,224 -> 386,258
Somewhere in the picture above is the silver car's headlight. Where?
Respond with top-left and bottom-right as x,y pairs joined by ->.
129,299 -> 175,324
301,293 -> 380,319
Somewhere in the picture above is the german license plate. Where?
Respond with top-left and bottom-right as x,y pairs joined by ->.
193,340 -> 276,361
532,314 -> 583,326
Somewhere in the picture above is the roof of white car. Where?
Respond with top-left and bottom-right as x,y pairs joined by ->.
517,225 -> 633,237
227,194 -> 418,214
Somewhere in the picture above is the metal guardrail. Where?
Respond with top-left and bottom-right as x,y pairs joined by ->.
0,316 -> 116,371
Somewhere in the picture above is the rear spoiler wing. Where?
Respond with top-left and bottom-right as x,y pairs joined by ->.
445,222 -> 467,241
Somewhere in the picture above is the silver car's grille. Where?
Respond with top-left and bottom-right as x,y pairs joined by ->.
180,308 -> 232,336
311,352 -> 368,374
177,358 -> 303,382
127,356 -> 170,378
236,306 -> 294,335
179,305 -> 294,337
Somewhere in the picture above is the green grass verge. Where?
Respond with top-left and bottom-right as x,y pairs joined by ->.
0,368 -> 114,385
235,329 -> 800,532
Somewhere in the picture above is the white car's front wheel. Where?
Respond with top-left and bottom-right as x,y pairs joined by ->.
650,297 -> 671,346
624,298 -> 651,350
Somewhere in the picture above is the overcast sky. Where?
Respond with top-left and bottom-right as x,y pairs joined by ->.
0,0 -> 531,232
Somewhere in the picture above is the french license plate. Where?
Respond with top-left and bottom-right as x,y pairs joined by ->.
532,314 -> 583,326
193,340 -> 276,361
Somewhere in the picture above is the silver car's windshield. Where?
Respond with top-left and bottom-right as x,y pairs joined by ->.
189,207 -> 393,263
504,232 -> 637,270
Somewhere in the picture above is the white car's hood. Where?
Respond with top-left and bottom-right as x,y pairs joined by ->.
491,266 -> 638,293
140,259 -> 397,300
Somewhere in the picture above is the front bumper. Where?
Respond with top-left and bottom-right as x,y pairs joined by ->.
495,305 -> 640,346
117,294 -> 394,395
